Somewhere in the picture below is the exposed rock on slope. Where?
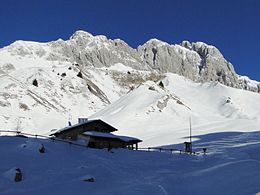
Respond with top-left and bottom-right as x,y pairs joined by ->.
2,30 -> 258,92
0,30 -> 259,135
138,39 -> 259,92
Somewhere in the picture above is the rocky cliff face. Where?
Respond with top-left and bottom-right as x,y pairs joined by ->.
60,30 -> 259,93
47,31 -> 145,70
0,30 -> 259,134
1,30 -> 259,93
138,39 -> 259,92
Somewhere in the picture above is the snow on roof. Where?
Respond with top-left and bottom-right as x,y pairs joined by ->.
82,131 -> 142,143
51,119 -> 96,134
51,119 -> 117,135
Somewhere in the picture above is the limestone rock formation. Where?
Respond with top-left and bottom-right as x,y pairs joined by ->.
1,30 -> 259,93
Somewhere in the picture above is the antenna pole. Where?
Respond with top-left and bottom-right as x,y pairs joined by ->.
189,116 -> 192,153
16,117 -> 20,135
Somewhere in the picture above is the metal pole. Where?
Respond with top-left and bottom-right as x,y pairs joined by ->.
189,116 -> 192,153
16,117 -> 21,135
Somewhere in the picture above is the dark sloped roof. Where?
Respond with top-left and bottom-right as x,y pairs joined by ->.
50,119 -> 117,136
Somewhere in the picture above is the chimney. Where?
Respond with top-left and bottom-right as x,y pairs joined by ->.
78,118 -> 88,124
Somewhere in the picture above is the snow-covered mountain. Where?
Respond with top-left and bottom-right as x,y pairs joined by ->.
91,74 -> 260,147
0,30 -> 259,146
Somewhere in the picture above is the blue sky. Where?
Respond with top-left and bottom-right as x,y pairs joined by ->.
0,0 -> 259,80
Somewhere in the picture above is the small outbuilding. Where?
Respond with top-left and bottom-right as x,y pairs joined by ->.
50,118 -> 142,150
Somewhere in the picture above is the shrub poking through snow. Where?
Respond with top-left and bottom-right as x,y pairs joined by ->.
129,85 -> 134,91
83,177 -> 95,182
158,81 -> 164,88
14,168 -> 22,182
39,144 -> 46,153
61,73 -> 66,77
77,71 -> 83,78
176,100 -> 184,106
148,86 -> 155,91
226,97 -> 231,103
32,79 -> 38,87
19,103 -> 29,111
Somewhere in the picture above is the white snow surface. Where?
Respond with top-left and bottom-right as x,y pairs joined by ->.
91,74 -> 260,147
1,132 -> 260,194
0,33 -> 260,194
83,131 -> 141,142
0,35 -> 260,148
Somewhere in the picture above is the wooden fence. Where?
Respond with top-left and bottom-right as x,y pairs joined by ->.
0,130 -> 88,148
138,147 -> 200,155
0,130 -> 201,155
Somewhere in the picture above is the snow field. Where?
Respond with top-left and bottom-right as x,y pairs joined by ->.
1,131 -> 260,194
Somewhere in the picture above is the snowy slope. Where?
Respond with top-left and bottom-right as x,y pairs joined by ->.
0,63 -> 122,134
91,73 -> 260,147
0,30 -> 259,147
1,131 -> 260,194
1,31 -> 260,194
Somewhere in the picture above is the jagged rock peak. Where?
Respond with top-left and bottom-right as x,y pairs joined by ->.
192,42 -> 223,59
181,40 -> 192,50
143,38 -> 169,47
69,30 -> 110,43
70,30 -> 94,40
7,40 -> 45,49
0,30 -> 259,93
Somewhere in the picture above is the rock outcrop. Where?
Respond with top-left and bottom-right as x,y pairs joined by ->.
137,39 -> 256,91
2,30 -> 259,93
